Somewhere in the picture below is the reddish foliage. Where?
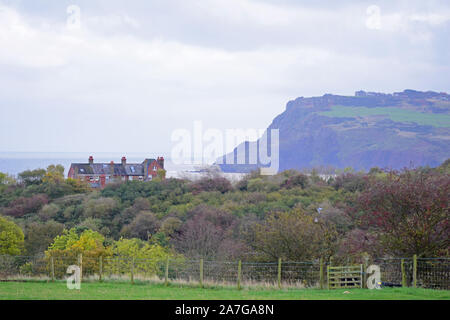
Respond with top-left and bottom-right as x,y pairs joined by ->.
281,174 -> 309,189
333,173 -> 369,192
173,205 -> 244,259
190,177 -> 233,194
3,194 -> 49,217
354,169 -> 449,256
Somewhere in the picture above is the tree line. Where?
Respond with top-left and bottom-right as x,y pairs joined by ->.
0,160 -> 448,264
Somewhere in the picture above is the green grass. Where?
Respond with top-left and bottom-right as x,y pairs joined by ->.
0,281 -> 449,300
318,105 -> 450,127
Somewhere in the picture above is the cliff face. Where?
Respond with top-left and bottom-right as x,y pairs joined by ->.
219,90 -> 450,172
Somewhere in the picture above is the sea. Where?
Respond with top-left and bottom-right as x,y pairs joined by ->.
0,152 -> 246,181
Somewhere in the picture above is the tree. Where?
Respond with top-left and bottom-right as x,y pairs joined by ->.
111,237 -> 179,275
156,168 -> 166,181
332,172 -> 369,193
120,211 -> 160,240
250,208 -> 337,261
2,194 -> 49,217
355,169 -> 449,257
0,216 -> 24,255
18,169 -> 46,186
24,220 -> 64,255
160,217 -> 182,237
47,228 -> 107,254
247,178 -> 265,192
46,228 -> 111,278
83,197 -> 118,219
281,173 -> 309,189
0,172 -> 16,186
38,203 -> 60,221
190,177 -> 233,194
173,205 -> 241,259
65,178 -> 91,194
43,164 -> 65,183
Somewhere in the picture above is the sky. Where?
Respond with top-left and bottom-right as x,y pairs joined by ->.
0,0 -> 449,154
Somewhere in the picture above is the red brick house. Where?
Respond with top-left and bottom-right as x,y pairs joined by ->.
68,156 -> 165,188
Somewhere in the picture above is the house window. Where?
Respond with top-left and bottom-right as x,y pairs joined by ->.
153,166 -> 157,171
139,176 -> 143,181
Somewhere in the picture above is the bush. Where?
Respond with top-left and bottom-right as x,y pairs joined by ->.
0,216 -> 24,255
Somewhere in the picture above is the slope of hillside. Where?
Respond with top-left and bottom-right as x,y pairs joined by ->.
218,90 -> 450,172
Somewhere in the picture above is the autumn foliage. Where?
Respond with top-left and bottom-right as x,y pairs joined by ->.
352,169 -> 449,257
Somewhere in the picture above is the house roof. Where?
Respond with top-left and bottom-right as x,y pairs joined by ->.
70,158 -> 158,176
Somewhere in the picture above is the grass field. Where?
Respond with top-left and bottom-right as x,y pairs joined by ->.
318,105 -> 450,127
0,281 -> 449,300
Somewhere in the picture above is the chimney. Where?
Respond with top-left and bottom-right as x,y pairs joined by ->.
110,160 -> 115,175
89,156 -> 94,165
121,156 -> 126,166
157,156 -> 164,169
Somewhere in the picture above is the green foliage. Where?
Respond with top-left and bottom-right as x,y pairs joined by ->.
43,164 -> 65,183
250,208 -> 337,261
319,105 -> 450,127
83,197 -> 118,219
1,161 -> 448,262
156,168 -> 166,181
47,228 -> 107,254
120,211 -> 160,240
0,172 -> 16,186
38,203 -> 60,221
109,237 -> 182,275
18,169 -> 46,186
23,220 -> 64,255
0,216 -> 24,255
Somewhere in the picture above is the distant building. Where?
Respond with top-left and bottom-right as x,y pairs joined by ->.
68,156 -> 165,188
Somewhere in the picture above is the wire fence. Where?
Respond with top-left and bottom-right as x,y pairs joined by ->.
0,254 -> 448,290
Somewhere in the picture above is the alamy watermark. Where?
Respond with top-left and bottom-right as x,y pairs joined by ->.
171,121 -> 279,175
366,5 -> 381,30
66,5 -> 81,30
66,265 -> 81,290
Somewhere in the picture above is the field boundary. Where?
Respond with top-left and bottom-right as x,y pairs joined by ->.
1,254 -> 448,290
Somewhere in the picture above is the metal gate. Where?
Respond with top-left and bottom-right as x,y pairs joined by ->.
327,265 -> 363,289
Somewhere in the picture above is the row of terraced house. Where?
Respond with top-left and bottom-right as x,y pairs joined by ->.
68,156 -> 165,188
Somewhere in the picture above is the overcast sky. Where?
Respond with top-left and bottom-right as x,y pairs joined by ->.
0,0 -> 449,154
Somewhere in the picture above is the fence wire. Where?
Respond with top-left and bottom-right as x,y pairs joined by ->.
282,262 -> 320,287
417,258 -> 449,290
0,255 -> 448,290
372,258 -> 412,286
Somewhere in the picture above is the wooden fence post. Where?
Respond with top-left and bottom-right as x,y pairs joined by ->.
277,258 -> 282,289
131,257 -> 135,284
237,260 -> 242,290
401,259 -> 406,287
165,257 -> 169,286
99,256 -> 103,282
327,265 -> 330,290
78,253 -> 83,282
319,258 -> 324,289
413,254 -> 417,288
362,256 -> 369,289
199,259 -> 204,288
360,264 -> 364,288
50,256 -> 55,282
